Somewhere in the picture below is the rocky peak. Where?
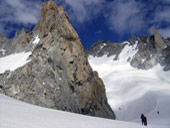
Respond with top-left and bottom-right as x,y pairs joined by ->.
151,27 -> 166,50
0,33 -> 4,44
1,1 -> 115,119
14,28 -> 26,37
39,1 -> 77,40
40,1 -> 57,22
0,28 -> 32,57
0,33 -> 7,42
87,40 -> 125,57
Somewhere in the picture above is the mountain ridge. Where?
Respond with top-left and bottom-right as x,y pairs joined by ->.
87,27 -> 170,71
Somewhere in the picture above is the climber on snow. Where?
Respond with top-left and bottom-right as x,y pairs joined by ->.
141,113 -> 147,126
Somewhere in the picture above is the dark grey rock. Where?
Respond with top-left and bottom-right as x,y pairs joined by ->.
87,40 -> 125,59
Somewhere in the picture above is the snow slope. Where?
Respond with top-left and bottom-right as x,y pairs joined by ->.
0,94 -> 168,128
0,35 -> 40,74
0,52 -> 31,74
88,42 -> 170,126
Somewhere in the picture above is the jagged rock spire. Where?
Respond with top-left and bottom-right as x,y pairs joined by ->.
39,1 -> 78,40
151,27 -> 166,50
1,1 -> 115,119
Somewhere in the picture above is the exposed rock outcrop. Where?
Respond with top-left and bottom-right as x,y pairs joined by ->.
86,40 -> 125,58
0,28 -> 33,57
0,1 -> 115,119
152,27 -> 166,50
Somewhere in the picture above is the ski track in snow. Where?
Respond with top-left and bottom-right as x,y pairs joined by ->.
0,94 -> 169,128
88,42 -> 170,126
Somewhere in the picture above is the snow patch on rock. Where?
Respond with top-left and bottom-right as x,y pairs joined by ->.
0,52 -> 31,74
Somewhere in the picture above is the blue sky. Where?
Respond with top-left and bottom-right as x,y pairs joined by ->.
0,0 -> 170,49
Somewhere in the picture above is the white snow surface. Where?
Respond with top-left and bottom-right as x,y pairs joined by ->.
0,94 -> 169,128
0,52 -> 31,74
88,42 -> 170,126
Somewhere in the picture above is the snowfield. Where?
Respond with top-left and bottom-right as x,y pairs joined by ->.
88,42 -> 170,126
0,94 -> 169,128
0,52 -> 32,74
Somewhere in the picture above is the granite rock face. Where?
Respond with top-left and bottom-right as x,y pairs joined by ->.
0,29 -> 34,57
152,27 -> 166,50
86,40 -> 125,58
0,1 -> 115,119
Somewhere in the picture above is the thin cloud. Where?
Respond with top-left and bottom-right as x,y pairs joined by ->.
60,0 -> 170,37
157,27 -> 170,38
95,30 -> 102,35
150,0 -> 170,38
60,0 -> 147,36
154,7 -> 170,23
0,0 -> 170,40
60,0 -> 105,23
4,0 -> 41,24
0,0 -> 41,36
104,0 -> 145,35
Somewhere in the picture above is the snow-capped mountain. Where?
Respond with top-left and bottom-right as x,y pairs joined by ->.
87,28 -> 170,125
0,1 -> 115,119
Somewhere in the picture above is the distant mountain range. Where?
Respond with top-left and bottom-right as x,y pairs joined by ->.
87,27 -> 170,71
